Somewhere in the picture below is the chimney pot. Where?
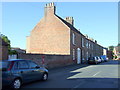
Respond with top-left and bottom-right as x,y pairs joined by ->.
65,16 -> 74,26
50,3 -> 52,6
52,2 -> 54,6
44,2 -> 56,16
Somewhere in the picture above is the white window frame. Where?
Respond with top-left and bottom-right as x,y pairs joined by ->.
86,40 -> 88,48
86,51 -> 88,60
89,41 -> 91,49
72,33 -> 75,45
82,50 -> 84,58
73,49 -> 75,60
82,38 -> 84,47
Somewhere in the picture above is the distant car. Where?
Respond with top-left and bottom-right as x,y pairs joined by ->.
100,57 -> 104,62
103,57 -> 108,62
1,59 -> 48,89
88,57 -> 99,64
96,56 -> 102,63
101,55 -> 108,62
105,57 -> 109,62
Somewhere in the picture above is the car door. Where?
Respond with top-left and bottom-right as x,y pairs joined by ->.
28,61 -> 42,80
18,60 -> 32,83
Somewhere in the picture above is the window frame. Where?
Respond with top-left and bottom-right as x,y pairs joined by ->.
28,61 -> 39,69
13,62 -> 18,70
18,61 -> 29,69
86,51 -> 89,60
82,38 -> 84,47
73,49 -> 75,60
86,40 -> 88,48
72,33 -> 75,45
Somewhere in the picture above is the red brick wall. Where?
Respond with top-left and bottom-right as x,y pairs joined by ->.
18,53 -> 74,69
0,46 -> 8,60
26,3 -> 70,55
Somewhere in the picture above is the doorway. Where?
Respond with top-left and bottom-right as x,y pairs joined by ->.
77,48 -> 81,64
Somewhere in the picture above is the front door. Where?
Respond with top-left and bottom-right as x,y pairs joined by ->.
77,48 -> 81,64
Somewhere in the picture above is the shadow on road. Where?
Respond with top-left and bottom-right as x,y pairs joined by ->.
67,77 -> 119,88
2,60 -> 119,89
49,60 -> 119,74
65,60 -> 119,88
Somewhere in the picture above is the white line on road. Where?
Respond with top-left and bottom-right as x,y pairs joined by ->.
73,80 -> 86,88
73,71 -> 101,88
92,71 -> 101,77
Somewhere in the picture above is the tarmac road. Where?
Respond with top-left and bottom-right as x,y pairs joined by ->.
21,60 -> 119,89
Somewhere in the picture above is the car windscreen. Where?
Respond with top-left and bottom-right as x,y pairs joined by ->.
94,57 -> 97,60
0,61 -> 10,71
96,57 -> 98,59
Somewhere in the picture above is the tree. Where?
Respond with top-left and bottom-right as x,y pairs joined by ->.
9,50 -> 17,55
108,46 -> 114,51
0,34 -> 17,55
0,34 -> 11,52
114,55 -> 117,59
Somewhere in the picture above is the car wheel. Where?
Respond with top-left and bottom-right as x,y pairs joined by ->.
12,79 -> 21,90
42,73 -> 48,81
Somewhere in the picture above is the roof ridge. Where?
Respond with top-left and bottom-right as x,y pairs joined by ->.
55,14 -> 81,34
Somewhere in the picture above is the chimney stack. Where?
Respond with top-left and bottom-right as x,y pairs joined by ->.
44,2 -> 56,16
65,17 -> 74,26
95,40 -> 97,43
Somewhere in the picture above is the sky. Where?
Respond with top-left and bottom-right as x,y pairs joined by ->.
1,2 -> 118,49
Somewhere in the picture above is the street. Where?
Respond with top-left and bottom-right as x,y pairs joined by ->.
21,60 -> 119,89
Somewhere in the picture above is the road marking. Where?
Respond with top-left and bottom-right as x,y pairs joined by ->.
73,80 -> 86,88
92,71 -> 101,77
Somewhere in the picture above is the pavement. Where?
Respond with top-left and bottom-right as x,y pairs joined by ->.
20,60 -> 119,89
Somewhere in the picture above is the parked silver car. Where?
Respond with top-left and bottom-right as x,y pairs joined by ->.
96,56 -> 102,63
88,57 -> 99,64
100,57 -> 104,62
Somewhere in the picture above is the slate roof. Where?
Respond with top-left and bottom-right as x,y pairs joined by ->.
55,15 -> 105,48
55,15 -> 82,35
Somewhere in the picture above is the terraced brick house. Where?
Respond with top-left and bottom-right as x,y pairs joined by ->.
26,2 -> 104,64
